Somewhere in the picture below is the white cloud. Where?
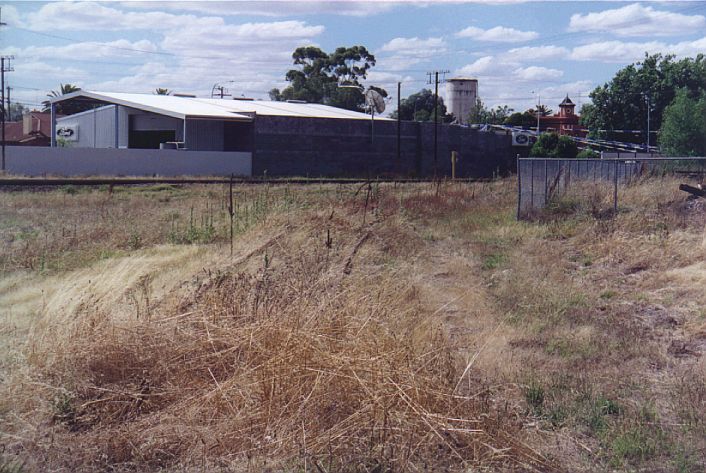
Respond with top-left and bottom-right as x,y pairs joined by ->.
120,1 -> 397,17
569,3 -> 706,37
25,1 -> 223,31
14,62 -> 88,81
456,56 -> 503,76
502,45 -> 569,62
0,4 -> 22,27
455,25 -> 538,43
377,37 -> 446,72
570,37 -> 706,63
513,66 -> 563,81
380,37 -> 446,55
159,20 -> 325,55
5,40 -> 159,61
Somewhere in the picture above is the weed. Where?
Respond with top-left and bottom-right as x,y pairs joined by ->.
60,185 -> 78,195
52,391 -> 76,428
127,232 -> 142,250
525,380 -> 545,412
482,253 -> 506,270
610,427 -> 659,467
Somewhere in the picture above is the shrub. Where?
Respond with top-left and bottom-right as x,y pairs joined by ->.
576,148 -> 599,159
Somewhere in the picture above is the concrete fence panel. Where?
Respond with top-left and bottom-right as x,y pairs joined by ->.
5,147 -> 252,177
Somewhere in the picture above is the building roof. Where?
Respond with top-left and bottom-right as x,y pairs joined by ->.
5,112 -> 58,142
4,122 -> 24,142
50,91 -> 388,121
560,95 -> 575,106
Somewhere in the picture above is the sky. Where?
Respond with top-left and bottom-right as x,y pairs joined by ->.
1,0 -> 706,116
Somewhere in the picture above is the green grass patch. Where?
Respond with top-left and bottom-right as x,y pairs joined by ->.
482,253 -> 506,270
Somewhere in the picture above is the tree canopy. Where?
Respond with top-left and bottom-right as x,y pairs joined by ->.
154,88 -> 171,95
580,53 -> 706,142
8,102 -> 27,121
390,89 -> 451,122
504,111 -> 537,128
466,99 -> 513,125
270,46 -> 386,112
659,88 -> 706,156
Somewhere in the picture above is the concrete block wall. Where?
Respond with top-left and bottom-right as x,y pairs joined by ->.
252,116 -> 513,178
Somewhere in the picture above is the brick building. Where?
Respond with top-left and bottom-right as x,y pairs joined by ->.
538,95 -> 583,136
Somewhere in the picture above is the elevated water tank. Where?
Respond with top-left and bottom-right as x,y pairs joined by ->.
446,78 -> 478,125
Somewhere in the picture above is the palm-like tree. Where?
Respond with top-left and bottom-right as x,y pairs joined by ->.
154,88 -> 171,95
42,83 -> 82,113
535,104 -> 553,117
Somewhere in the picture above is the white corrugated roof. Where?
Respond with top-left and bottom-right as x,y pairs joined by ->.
52,91 -> 390,121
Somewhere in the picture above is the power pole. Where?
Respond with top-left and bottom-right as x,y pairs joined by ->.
536,94 -> 541,133
397,81 -> 401,174
1,56 -> 14,172
644,94 -> 651,152
0,6 -> 11,171
6,86 -> 11,120
427,69 -> 448,177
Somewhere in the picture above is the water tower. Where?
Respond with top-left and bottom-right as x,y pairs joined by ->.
446,78 -> 478,125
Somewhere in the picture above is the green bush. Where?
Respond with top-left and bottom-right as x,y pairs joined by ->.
576,148 -> 599,159
530,133 -> 578,159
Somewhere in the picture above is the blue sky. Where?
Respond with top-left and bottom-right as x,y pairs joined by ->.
2,1 -> 706,115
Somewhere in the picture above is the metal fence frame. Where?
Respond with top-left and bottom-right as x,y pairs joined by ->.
517,157 -> 706,219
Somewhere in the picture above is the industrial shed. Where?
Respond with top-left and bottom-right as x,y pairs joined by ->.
42,91 -> 514,178
51,91 -> 381,151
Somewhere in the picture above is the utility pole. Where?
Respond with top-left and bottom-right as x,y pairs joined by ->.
1,6 -> 10,171
536,94 -> 541,133
644,94 -> 651,152
1,56 -> 14,172
6,86 -> 11,120
397,81 -> 401,174
427,69 -> 449,177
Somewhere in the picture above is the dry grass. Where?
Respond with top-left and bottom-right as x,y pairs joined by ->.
1,176 -> 706,472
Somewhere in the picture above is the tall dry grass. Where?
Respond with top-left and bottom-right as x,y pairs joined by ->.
5,185 -> 551,472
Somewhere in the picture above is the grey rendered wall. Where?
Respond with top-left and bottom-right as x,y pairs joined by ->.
252,116 -> 514,178
57,106 -> 184,149
57,105 -> 119,148
6,147 -> 251,177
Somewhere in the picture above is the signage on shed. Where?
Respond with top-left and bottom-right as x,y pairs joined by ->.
511,131 -> 531,147
56,124 -> 79,141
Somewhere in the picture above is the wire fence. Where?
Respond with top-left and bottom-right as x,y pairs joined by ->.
517,157 -> 706,219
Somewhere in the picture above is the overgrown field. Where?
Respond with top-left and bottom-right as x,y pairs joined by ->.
0,178 -> 704,472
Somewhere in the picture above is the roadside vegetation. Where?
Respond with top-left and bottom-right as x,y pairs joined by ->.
0,178 -> 704,472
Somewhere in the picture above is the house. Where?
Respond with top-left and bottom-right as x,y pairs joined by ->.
5,111 -> 60,146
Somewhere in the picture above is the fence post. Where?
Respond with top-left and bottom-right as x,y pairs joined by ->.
516,155 -> 522,220
530,159 -> 535,211
544,158 -> 548,205
613,159 -> 619,212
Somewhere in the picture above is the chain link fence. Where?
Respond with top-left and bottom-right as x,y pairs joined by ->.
517,157 -> 706,219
